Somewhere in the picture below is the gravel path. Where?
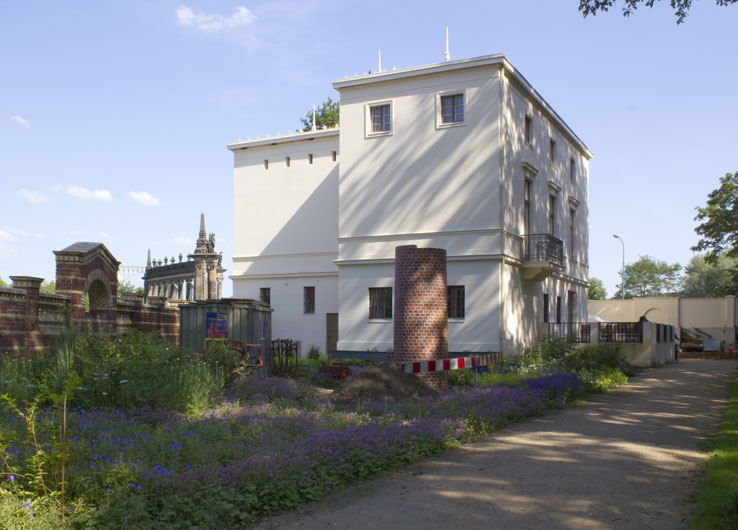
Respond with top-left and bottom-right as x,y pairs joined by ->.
252,359 -> 737,530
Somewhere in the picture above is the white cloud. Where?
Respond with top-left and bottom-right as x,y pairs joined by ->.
17,188 -> 49,203
128,191 -> 160,207
1,227 -> 41,240
176,5 -> 255,32
10,115 -> 30,128
172,236 -> 194,246
66,186 -> 113,201
0,227 -> 41,257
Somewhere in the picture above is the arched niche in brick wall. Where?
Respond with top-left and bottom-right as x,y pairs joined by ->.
85,270 -> 113,312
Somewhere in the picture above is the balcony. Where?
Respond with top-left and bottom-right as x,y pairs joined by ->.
522,233 -> 563,281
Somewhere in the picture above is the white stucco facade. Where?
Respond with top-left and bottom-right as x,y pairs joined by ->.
229,130 -> 339,354
229,54 -> 592,355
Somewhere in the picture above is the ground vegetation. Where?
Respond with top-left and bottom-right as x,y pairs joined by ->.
0,332 -> 630,528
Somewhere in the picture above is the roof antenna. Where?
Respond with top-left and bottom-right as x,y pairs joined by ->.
378,49 -> 382,72
444,26 -> 450,62
312,105 -> 316,131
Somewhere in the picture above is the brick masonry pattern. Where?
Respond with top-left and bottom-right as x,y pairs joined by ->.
394,245 -> 449,392
0,244 -> 179,354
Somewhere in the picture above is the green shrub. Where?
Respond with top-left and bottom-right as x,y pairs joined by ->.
0,329 -> 227,414
577,366 -> 628,393
203,339 -> 241,385
478,371 -> 528,387
447,368 -> 474,386
307,345 -> 321,360
577,343 -> 624,369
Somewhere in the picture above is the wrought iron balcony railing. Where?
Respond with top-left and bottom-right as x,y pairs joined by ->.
546,322 -> 591,343
524,234 -> 563,266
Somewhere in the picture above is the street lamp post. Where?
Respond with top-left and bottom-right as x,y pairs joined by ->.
613,234 -> 625,300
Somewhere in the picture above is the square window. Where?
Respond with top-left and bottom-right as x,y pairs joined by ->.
369,287 -> 392,319
303,286 -> 315,314
371,104 -> 391,133
447,286 -> 465,319
441,94 -> 464,124
260,287 -> 270,305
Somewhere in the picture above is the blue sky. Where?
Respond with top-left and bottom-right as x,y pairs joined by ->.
2,1 -> 737,299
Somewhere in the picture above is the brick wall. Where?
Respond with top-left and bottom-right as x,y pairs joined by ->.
394,245 -> 449,392
0,243 -> 181,355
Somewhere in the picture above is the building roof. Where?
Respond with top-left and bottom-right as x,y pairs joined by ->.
53,241 -> 121,268
227,127 -> 339,152
333,53 -> 592,159
58,242 -> 104,253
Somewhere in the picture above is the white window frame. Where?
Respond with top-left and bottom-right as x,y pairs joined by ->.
365,99 -> 394,138
436,89 -> 467,130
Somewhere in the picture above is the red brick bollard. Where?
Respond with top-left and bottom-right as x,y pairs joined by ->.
394,245 -> 449,392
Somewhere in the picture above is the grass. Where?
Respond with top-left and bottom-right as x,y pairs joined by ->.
687,368 -> 738,529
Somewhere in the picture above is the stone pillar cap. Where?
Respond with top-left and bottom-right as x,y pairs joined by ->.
10,276 -> 45,288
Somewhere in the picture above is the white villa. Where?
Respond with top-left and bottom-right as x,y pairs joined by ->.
229,54 -> 592,355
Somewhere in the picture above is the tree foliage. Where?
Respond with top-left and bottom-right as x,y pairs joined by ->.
40,280 -> 55,294
117,280 -> 144,300
579,0 -> 737,24
614,255 -> 682,298
693,171 -> 738,263
681,254 -> 738,298
588,277 -> 608,300
300,97 -> 339,131
0,275 -> 7,287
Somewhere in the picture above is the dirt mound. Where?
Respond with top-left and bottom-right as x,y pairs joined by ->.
330,362 -> 438,405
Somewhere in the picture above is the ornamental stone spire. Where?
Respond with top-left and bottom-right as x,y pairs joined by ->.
195,212 -> 209,253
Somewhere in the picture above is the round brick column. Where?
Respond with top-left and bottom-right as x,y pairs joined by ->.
394,245 -> 448,392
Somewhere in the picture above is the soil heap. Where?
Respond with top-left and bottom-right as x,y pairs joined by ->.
330,362 -> 438,405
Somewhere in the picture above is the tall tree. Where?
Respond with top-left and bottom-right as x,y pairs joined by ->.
588,277 -> 608,300
614,255 -> 682,298
681,254 -> 738,298
693,171 -> 738,263
579,0 -> 737,24
300,97 -> 339,131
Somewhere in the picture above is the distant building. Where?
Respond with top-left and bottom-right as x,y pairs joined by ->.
229,54 -> 592,355
589,296 -> 738,346
143,214 -> 226,302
